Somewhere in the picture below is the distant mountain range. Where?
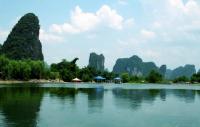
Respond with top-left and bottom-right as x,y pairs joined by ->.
88,53 -> 197,79
112,55 -> 166,77
165,65 -> 196,79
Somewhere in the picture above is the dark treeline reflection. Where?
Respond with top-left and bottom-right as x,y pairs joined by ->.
112,88 -> 160,110
79,87 -> 104,113
0,86 -> 200,127
0,87 -> 43,127
49,87 -> 104,111
112,88 -> 200,110
0,86 -> 105,127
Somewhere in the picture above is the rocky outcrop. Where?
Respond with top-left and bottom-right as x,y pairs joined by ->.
159,65 -> 167,76
165,69 -> 173,79
113,55 -> 165,76
169,65 -> 196,79
88,52 -> 105,71
1,13 -> 43,60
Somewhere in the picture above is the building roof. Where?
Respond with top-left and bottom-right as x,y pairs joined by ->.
94,76 -> 106,80
72,78 -> 82,82
114,77 -> 121,80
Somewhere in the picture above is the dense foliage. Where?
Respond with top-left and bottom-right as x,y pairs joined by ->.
145,70 -> 163,83
120,73 -> 144,83
0,55 -> 47,80
50,59 -> 79,82
173,76 -> 189,83
121,73 -> 130,83
0,55 -> 116,82
51,58 -> 116,82
0,54 -> 199,84
191,72 -> 200,83
1,13 -> 43,60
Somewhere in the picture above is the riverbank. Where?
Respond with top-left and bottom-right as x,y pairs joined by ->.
0,79 -> 65,84
0,80 -> 199,86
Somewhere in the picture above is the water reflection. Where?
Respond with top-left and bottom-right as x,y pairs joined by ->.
0,87 -> 43,127
112,88 -> 160,110
112,88 -> 199,110
0,85 -> 200,127
79,88 -> 104,113
170,90 -> 196,103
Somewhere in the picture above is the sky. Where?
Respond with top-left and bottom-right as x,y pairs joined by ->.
0,0 -> 200,71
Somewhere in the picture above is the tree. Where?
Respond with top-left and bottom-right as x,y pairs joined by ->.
29,61 -> 45,79
78,66 -> 96,82
50,59 -> 79,82
129,75 -> 143,83
81,74 -> 91,82
191,72 -> 200,83
0,55 -> 10,79
19,61 -> 31,80
0,55 -> 48,80
173,76 -> 189,83
146,70 -> 163,83
121,73 -> 130,83
49,72 -> 60,80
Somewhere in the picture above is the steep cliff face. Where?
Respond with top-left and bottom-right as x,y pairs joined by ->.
1,13 -> 43,60
88,52 -> 105,71
169,64 -> 196,79
159,65 -> 167,76
113,55 -> 164,76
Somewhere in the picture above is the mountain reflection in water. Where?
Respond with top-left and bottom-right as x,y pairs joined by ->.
0,84 -> 200,127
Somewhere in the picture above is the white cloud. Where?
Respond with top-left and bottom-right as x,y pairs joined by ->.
149,0 -> 200,43
140,29 -> 156,39
39,29 -> 64,43
71,6 -> 100,31
169,0 -> 200,15
96,5 -> 124,29
50,23 -> 80,34
50,5 -> 131,34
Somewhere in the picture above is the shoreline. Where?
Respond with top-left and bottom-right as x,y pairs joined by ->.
0,80 -> 199,85
0,79 -> 65,84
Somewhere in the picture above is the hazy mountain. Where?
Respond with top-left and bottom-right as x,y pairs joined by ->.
88,52 -> 105,71
159,65 -> 167,76
113,55 -> 166,77
1,13 -> 43,60
165,69 -> 173,79
169,65 -> 196,79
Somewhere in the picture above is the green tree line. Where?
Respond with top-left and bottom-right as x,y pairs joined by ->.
0,55 -> 116,82
1,55 -> 200,83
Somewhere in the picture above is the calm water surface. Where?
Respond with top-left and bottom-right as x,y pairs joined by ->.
0,83 -> 200,127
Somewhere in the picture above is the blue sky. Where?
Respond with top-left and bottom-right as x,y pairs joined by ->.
0,0 -> 200,71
